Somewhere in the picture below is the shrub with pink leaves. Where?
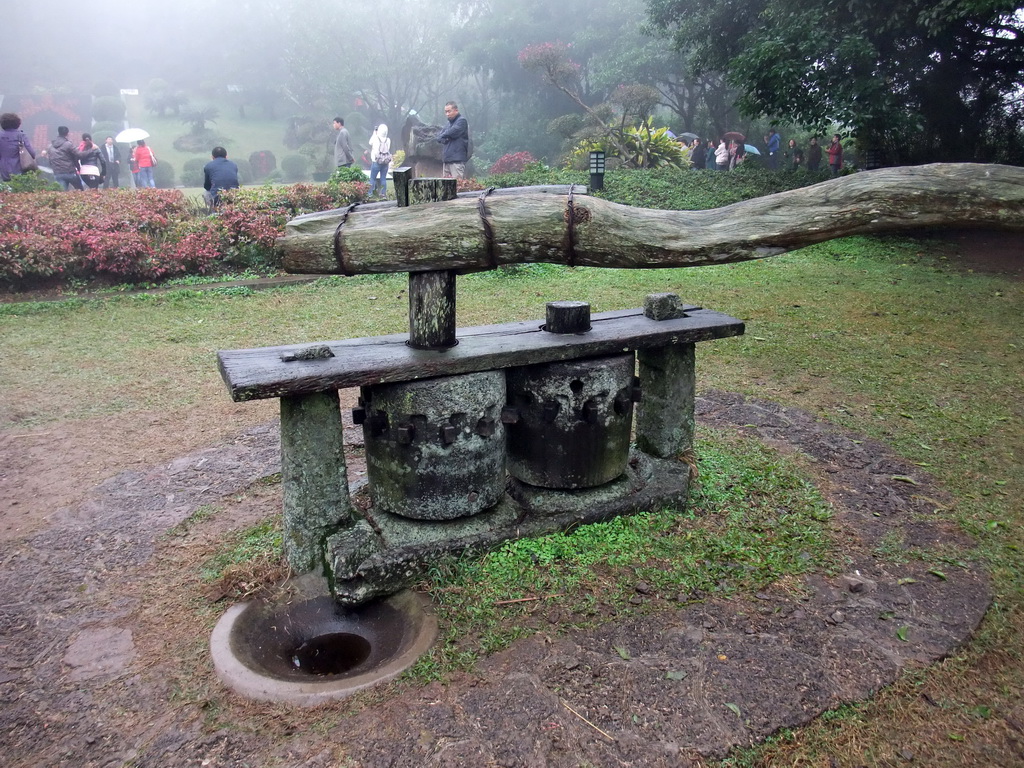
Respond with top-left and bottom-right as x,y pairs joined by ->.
0,190 -> 212,282
0,181 -> 369,286
518,42 -> 581,83
488,152 -> 538,175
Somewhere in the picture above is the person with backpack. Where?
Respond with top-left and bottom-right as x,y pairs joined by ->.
368,124 -> 392,198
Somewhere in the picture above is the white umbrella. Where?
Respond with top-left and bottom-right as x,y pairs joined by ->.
115,128 -> 150,143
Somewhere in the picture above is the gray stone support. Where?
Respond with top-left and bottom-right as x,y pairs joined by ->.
280,391 -> 353,572
636,344 -> 696,458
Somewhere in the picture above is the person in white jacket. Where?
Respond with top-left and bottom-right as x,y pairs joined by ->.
368,124 -> 392,198
715,139 -> 731,171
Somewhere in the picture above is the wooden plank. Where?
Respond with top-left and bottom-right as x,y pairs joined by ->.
218,306 -> 742,401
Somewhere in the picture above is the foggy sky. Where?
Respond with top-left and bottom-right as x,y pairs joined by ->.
2,0 -> 294,94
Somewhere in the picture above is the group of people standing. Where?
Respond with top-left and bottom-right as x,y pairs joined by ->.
688,132 -> 844,175
331,100 -> 469,198
0,111 -> 161,191
332,116 -> 394,198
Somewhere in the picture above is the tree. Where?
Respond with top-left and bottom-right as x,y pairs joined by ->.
645,0 -> 1024,164
281,0 -> 464,142
519,43 -> 686,168
144,79 -> 189,118
180,104 -> 220,135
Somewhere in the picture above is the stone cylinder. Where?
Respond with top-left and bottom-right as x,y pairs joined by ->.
361,371 -> 506,520
505,354 -> 637,489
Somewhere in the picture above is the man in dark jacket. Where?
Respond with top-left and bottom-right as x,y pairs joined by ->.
806,137 -> 822,171
203,146 -> 240,209
436,101 -> 469,179
46,126 -> 84,190
102,137 -> 121,188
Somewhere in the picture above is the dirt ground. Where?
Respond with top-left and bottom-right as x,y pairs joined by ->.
0,230 -> 1018,767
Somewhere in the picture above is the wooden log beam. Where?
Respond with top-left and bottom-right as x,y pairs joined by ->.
281,164 -> 1024,275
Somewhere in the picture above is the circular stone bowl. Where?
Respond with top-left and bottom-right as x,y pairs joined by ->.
210,590 -> 437,705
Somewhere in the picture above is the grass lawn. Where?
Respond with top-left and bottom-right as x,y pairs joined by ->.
1,233 -> 1020,765
123,94 -> 337,186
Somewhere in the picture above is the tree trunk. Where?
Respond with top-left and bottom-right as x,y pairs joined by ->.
282,164 -> 1024,275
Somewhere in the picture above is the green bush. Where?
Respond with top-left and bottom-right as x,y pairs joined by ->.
482,164 -> 833,211
172,132 -> 226,154
153,161 -> 176,189
0,170 -> 60,193
217,182 -> 369,269
92,95 -> 126,123
182,157 -> 209,188
280,154 -> 309,182
329,166 -> 368,184
483,162 -> 584,190
91,123 -> 122,143
567,126 -> 690,170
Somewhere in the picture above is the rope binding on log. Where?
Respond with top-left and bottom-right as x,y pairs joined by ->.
564,184 -> 578,267
477,187 -> 498,270
333,202 -> 360,276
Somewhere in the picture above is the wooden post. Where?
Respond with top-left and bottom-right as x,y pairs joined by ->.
392,166 -> 413,208
408,271 -> 457,349
408,178 -> 459,349
545,301 -> 591,334
280,390 -> 353,572
636,293 -> 696,458
409,177 -> 457,205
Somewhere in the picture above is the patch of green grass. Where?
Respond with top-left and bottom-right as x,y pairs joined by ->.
125,95 -> 296,185
408,430 -> 835,681
199,518 -> 282,583
166,504 -> 221,538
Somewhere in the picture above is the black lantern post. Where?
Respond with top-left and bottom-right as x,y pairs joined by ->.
589,150 -> 606,191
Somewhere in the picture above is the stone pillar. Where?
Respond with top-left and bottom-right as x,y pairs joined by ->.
280,391 -> 353,572
635,293 -> 696,458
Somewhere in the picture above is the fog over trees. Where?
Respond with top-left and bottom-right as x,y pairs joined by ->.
2,0 -> 1022,166
0,0 -> 741,165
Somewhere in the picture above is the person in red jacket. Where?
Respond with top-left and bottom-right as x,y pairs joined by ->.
131,139 -> 157,188
827,134 -> 843,176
